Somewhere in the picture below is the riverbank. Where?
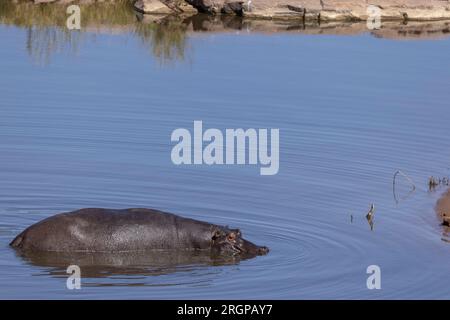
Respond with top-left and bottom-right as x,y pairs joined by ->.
139,0 -> 450,21
2,1 -> 450,41
435,189 -> 450,239
18,0 -> 450,22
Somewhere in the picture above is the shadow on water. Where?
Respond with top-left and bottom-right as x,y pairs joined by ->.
2,1 -> 450,65
14,249 -> 243,284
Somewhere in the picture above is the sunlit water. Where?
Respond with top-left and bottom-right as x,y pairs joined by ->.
0,4 -> 450,299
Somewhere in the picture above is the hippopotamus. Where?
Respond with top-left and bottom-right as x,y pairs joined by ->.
10,208 -> 269,258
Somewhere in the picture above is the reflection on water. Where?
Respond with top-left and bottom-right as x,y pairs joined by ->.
135,13 -> 188,64
0,0 -> 188,64
25,27 -> 82,65
2,1 -> 450,65
15,249 -> 242,284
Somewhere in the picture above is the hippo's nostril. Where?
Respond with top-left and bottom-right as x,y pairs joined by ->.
258,246 -> 269,255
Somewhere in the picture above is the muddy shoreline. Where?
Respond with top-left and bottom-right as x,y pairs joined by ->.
435,189 -> 450,239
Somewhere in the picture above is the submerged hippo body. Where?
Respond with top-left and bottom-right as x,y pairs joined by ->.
10,208 -> 269,257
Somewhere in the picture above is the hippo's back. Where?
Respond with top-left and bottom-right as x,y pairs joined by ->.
10,208 -> 214,252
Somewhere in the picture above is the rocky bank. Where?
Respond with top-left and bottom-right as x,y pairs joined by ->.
25,0 -> 450,22
134,0 -> 450,21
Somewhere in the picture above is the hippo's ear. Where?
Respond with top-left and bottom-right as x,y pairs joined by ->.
229,229 -> 241,237
212,229 -> 223,240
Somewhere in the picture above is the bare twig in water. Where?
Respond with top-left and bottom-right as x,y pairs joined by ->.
429,176 -> 439,191
366,203 -> 375,231
428,176 -> 449,191
393,170 -> 416,204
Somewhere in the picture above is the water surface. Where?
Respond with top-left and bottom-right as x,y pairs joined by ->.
0,1 -> 449,299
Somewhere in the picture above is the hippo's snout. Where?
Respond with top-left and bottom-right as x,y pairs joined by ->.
211,228 -> 269,257
257,246 -> 269,255
238,238 -> 269,257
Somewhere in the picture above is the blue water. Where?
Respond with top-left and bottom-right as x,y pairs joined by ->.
0,21 -> 449,299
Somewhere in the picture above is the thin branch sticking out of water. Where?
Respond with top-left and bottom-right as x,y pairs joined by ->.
428,176 -> 449,191
366,203 -> 375,231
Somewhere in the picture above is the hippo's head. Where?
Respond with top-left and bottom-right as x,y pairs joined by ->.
211,228 -> 269,257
